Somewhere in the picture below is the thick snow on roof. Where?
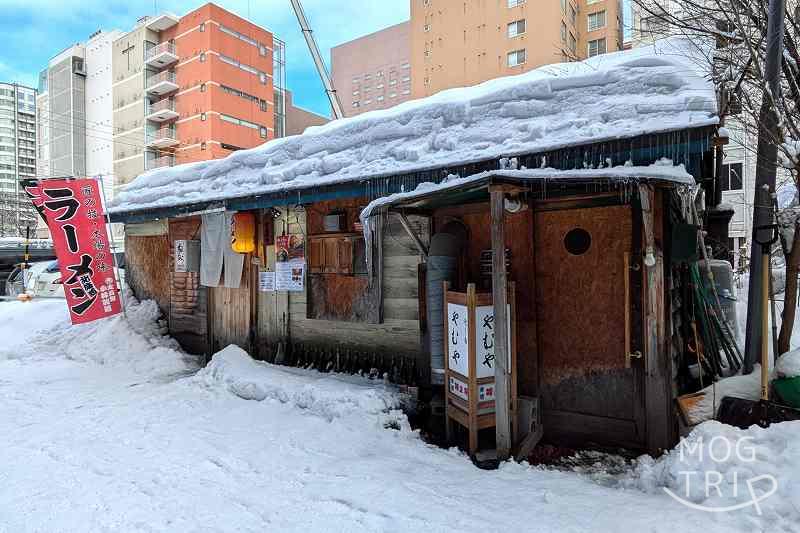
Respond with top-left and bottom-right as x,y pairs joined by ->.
111,38 -> 716,215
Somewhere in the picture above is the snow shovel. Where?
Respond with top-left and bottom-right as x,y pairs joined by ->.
717,224 -> 800,428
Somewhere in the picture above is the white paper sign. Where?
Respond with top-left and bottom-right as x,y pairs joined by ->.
259,271 -> 275,292
447,303 -> 469,376
473,304 -> 512,379
174,240 -> 187,273
275,260 -> 304,291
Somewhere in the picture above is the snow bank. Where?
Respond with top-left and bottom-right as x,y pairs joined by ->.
111,38 -> 716,215
194,345 -> 402,422
0,295 -> 196,379
624,421 -> 800,526
776,348 -> 800,379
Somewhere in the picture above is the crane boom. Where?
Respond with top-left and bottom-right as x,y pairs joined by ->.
289,0 -> 344,120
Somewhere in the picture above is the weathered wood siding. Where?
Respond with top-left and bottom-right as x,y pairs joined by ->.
256,205 -> 428,372
124,229 -> 170,313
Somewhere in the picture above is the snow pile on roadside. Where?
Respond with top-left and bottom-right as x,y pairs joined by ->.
776,348 -> 800,378
111,38 -> 716,214
194,345 -> 403,422
625,421 -> 800,525
0,295 -> 196,379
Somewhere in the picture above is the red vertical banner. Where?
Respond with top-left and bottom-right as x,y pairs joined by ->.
28,178 -> 122,325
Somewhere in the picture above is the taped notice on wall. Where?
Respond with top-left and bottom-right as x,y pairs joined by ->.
275,261 -> 304,291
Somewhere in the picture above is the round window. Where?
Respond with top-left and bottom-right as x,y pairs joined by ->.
564,228 -> 591,255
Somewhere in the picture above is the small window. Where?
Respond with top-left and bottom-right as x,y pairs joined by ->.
199,22 -> 205,32
201,141 -> 207,150
201,112 -> 206,121
560,21 -> 567,43
587,38 -> 606,57
259,72 -> 267,84
507,49 -> 526,67
564,228 -> 591,255
588,10 -> 607,31
259,45 -> 267,56
507,19 -> 526,38
259,126 -> 267,139
259,99 -> 267,112
200,83 -> 206,92
200,52 -> 206,62
507,0 -> 525,6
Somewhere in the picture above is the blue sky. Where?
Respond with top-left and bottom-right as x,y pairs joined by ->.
0,0 -> 410,117
0,1 -> 633,118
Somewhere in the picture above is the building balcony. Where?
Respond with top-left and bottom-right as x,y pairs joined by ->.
146,154 -> 175,170
146,127 -> 179,149
144,13 -> 179,32
146,98 -> 178,122
144,42 -> 178,69
145,70 -> 179,96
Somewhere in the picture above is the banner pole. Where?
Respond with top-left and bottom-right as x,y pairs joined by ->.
96,176 -> 128,319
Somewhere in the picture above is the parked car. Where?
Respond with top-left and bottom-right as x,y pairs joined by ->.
4,261 -> 53,298
32,261 -> 65,298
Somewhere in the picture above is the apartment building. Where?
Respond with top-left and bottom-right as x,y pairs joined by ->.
411,0 -> 623,98
331,22 -> 413,118
112,4 -> 285,190
0,82 -> 38,236
629,1 -> 764,265
37,30 -> 120,190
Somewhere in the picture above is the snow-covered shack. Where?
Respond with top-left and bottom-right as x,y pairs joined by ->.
110,39 -> 720,455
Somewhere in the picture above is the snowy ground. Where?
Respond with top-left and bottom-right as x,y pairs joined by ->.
1,297 -> 797,532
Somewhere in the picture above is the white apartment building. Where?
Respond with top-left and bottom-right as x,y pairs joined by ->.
0,82 -> 38,237
629,2 -> 764,265
37,29 -> 121,198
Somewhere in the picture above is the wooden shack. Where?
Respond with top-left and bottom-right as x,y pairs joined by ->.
110,40 -> 723,456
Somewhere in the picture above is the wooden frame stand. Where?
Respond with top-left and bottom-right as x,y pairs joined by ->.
443,282 -> 517,456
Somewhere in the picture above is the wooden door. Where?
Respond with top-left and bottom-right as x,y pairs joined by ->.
534,205 -> 644,447
210,261 -> 252,354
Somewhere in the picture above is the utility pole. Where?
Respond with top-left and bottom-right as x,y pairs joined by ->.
743,0 -> 786,373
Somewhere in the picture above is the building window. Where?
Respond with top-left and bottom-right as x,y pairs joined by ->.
389,92 -> 397,98
353,90 -> 360,96
587,11 -> 607,31
507,19 -> 526,38
569,33 -> 577,54
570,5 -> 576,25
260,99 -> 267,112
200,52 -> 206,62
720,162 -> 744,191
560,0 -> 566,12
364,99 -> 372,105
200,83 -> 207,92
259,45 -> 267,57
199,22 -> 205,32
259,127 -> 267,139
507,0 -> 525,6
587,38 -> 606,57
507,49 -> 526,67
352,101 -> 360,108
377,95 -> 385,102
201,112 -> 206,121
260,73 -> 267,84
201,142 -> 207,150
560,21 -> 567,43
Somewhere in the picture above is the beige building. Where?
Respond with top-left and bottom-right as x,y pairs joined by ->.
284,90 -> 328,136
331,22 -> 412,118
411,0 -> 623,98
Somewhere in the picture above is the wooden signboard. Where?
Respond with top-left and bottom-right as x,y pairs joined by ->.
444,282 -> 517,456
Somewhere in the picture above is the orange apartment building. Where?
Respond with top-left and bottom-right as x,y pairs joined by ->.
410,0 -> 623,99
112,3 -> 286,189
